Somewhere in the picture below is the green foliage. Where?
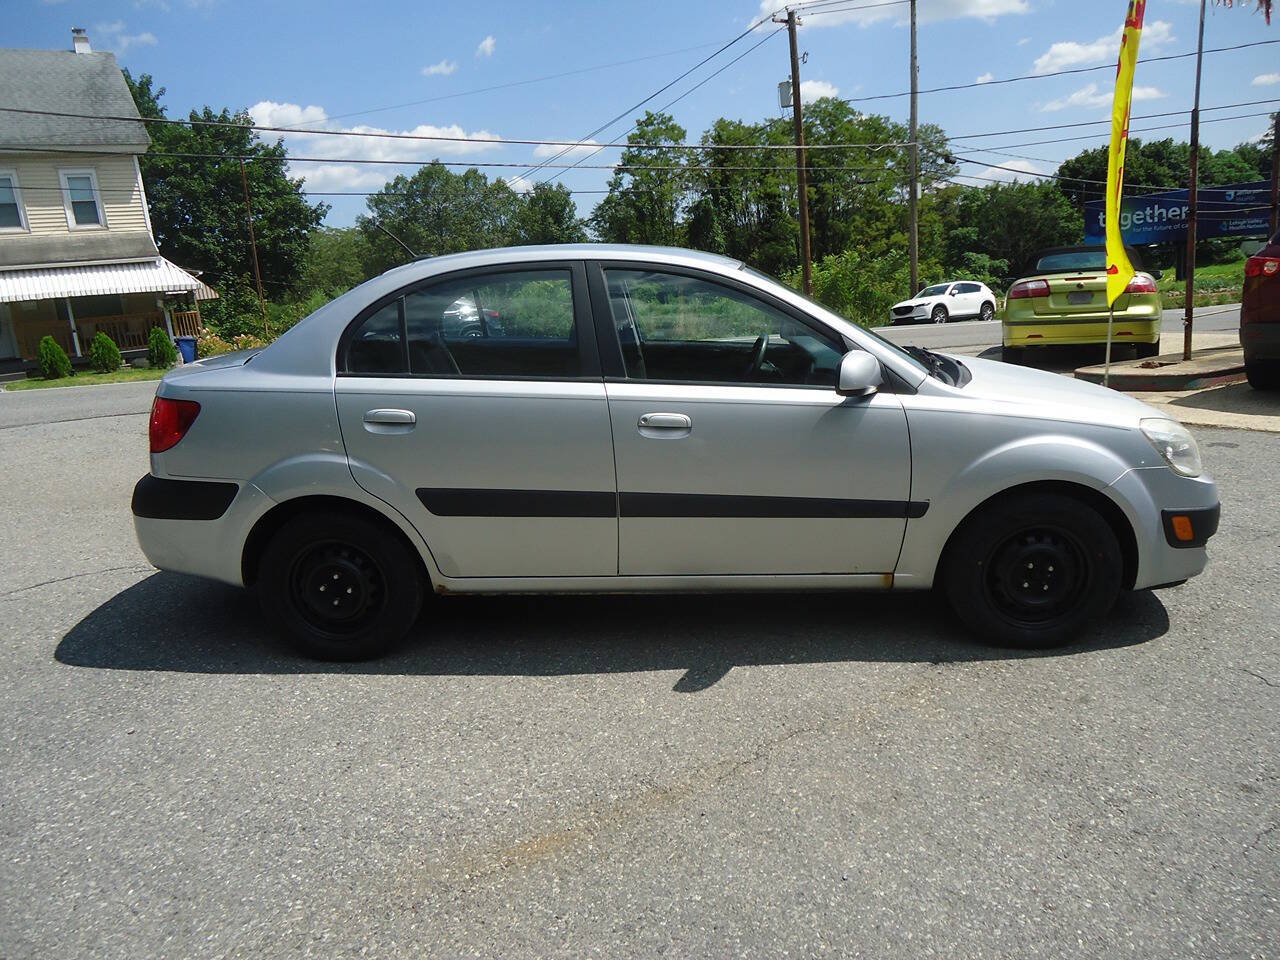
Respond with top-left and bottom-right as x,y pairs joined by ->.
123,70 -> 327,300
590,112 -> 689,247
199,282 -> 266,338
37,336 -> 72,380
516,183 -> 588,245
792,249 -> 943,327
87,332 -> 122,374
147,325 -> 178,369
301,227 -> 373,297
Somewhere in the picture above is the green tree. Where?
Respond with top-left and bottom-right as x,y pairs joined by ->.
301,227 -> 372,295
88,332 -> 122,373
123,71 -> 327,298
590,112 -> 688,246
514,182 -> 588,245
147,325 -> 178,368
38,336 -> 72,379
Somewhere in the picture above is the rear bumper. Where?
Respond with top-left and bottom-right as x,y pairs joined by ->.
1003,317 -> 1161,348
1242,322 -> 1280,362
132,474 -> 273,587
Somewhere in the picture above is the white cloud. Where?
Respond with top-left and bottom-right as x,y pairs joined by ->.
531,139 -> 600,159
974,158 -> 1047,183
503,174 -> 534,194
422,59 -> 457,77
1253,72 -> 1280,86
1016,36 -> 1030,46
94,20 -> 158,53
1040,82 -> 1166,112
799,79 -> 839,102
476,35 -> 495,57
247,100 -> 504,195
756,0 -> 1027,28
975,72 -> 994,84
1032,20 -> 1173,74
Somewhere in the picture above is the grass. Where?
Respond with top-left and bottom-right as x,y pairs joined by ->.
1158,259 -> 1245,310
4,366 -> 168,391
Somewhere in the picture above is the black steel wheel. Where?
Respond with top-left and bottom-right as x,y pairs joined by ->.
258,512 -> 424,660
941,492 -> 1122,648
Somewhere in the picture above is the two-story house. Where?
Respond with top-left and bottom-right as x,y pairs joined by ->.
0,30 -> 213,373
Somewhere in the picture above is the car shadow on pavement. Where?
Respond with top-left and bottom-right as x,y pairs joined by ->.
55,573 -> 1171,692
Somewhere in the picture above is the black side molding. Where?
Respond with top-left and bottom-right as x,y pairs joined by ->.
417,487 -> 928,520
132,474 -> 239,521
1160,504 -> 1220,549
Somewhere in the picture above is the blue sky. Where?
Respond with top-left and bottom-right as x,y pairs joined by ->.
18,0 -> 1280,226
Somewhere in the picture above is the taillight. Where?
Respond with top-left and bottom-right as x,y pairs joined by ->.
149,397 -> 201,453
1245,255 -> 1280,278
1125,274 -> 1158,294
1007,279 -> 1050,300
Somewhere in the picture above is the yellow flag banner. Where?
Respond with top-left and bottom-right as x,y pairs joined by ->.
1105,0 -> 1146,306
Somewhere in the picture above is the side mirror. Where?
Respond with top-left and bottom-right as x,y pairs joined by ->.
1150,268 -> 1163,280
836,351 -> 882,398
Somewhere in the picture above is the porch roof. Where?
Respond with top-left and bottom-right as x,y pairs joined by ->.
0,257 -> 218,304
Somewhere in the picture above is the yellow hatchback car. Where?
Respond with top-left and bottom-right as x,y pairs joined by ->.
1002,245 -> 1162,364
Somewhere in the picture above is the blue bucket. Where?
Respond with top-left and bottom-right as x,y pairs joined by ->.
175,336 -> 197,364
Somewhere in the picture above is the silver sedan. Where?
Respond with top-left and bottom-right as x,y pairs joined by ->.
132,244 -> 1219,660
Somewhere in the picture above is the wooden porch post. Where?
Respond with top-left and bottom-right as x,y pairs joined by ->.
159,297 -> 174,339
65,297 -> 82,357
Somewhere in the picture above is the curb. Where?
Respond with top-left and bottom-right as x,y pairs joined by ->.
1075,350 -> 1246,392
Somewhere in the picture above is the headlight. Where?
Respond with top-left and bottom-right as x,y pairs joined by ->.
1139,418 -> 1202,477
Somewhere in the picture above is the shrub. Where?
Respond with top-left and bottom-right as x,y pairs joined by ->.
38,335 -> 72,380
87,331 -> 122,373
147,325 -> 178,369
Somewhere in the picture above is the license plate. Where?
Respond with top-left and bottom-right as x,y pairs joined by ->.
1067,290 -> 1094,305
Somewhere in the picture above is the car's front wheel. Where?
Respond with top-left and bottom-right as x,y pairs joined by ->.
258,512 -> 425,660
931,306 -> 949,324
941,492 -> 1122,649
979,301 -> 996,322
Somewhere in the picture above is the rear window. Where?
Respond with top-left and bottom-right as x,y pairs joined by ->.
1032,248 -> 1143,274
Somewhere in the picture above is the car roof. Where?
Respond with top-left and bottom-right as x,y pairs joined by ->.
378,243 -> 743,284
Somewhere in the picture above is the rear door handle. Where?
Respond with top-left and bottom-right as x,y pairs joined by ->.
364,408 -> 416,424
638,413 -> 691,430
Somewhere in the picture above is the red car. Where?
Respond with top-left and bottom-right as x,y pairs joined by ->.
1243,229 -> 1280,390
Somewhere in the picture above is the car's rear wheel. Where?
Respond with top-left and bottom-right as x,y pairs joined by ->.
1246,359 -> 1280,390
1135,340 -> 1161,359
941,492 -> 1122,649
932,306 -> 949,324
258,513 -> 424,661
1001,345 -> 1025,364
979,301 -> 996,322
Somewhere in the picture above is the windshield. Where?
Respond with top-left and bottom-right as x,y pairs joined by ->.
919,284 -> 950,296
741,265 -> 928,377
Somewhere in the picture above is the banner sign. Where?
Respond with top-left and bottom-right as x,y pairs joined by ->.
1104,0 -> 1146,306
1085,181 -> 1273,245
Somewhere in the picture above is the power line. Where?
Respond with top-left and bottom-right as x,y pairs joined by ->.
844,38 -> 1280,104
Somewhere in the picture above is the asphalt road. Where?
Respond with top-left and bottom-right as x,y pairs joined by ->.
878,304 -> 1242,354
2,381 -> 1277,959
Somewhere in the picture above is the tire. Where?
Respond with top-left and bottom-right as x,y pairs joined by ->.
941,492 -> 1123,649
1245,359 -> 1280,391
1001,345 -> 1025,364
979,301 -> 996,322
931,305 -> 949,324
257,512 -> 425,661
1135,339 -> 1160,360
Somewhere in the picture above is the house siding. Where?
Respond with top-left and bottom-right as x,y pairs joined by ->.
5,152 -> 149,237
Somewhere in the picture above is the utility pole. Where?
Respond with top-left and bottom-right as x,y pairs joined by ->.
777,8 -> 813,295
908,0 -> 919,298
239,158 -> 270,338
1270,111 -> 1279,236
1182,0 -> 1206,362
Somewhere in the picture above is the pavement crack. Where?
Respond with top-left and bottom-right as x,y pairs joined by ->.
1241,668 -> 1278,688
0,410 -> 150,431
1244,822 -> 1278,855
0,564 -> 151,600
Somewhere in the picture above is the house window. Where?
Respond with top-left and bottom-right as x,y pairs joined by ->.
59,169 -> 105,228
0,172 -> 25,231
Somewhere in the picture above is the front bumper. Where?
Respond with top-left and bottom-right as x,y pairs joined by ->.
1107,466 -> 1220,590
890,309 -> 927,324
132,474 -> 273,587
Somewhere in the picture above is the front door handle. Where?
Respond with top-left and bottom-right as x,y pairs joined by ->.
364,408 -> 416,425
638,413 -> 691,430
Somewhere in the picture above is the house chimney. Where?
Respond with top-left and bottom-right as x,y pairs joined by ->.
72,28 -> 91,54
